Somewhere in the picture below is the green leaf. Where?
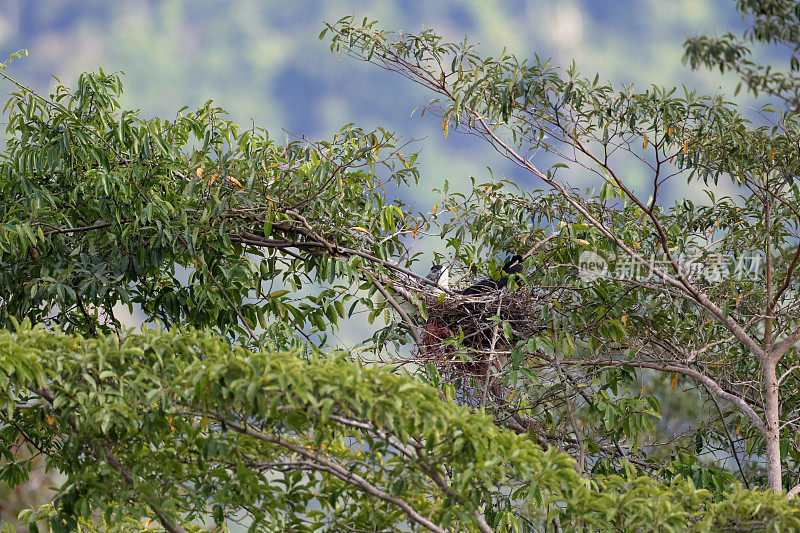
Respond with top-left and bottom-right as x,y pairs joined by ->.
502,321 -> 513,342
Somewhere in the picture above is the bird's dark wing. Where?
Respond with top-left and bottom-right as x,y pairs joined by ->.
460,279 -> 500,295
497,261 -> 525,289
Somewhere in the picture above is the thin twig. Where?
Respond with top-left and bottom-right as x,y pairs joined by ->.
368,274 -> 423,346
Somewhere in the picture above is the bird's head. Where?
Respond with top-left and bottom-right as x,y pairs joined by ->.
426,264 -> 450,289
503,254 -> 524,272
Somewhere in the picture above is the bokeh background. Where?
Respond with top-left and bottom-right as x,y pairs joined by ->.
0,0 -> 755,203
0,1 -> 764,524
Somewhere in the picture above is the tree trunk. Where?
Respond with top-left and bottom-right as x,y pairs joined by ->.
764,358 -> 782,491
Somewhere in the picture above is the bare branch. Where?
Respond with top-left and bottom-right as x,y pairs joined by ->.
368,274 -> 423,346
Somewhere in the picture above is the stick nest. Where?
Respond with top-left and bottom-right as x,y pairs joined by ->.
417,286 -> 562,377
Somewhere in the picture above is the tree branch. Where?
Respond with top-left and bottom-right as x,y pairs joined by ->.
470,115 -> 766,362
218,415 -> 447,533
557,359 -> 765,432
34,387 -> 187,533
367,274 -> 423,347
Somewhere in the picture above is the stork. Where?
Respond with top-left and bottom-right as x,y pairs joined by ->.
460,255 -> 524,295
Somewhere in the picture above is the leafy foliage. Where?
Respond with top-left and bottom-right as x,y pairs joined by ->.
323,6 -> 800,501
683,0 -> 800,110
0,322 -> 575,531
4,2 -> 800,530
0,66 -> 422,353
3,322 -> 800,532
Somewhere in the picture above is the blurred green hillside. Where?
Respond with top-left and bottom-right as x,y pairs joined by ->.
0,0 -> 751,202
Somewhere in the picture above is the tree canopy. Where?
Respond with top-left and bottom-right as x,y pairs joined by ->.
4,1 -> 800,531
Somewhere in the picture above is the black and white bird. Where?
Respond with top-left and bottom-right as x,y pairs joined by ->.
426,264 -> 450,293
460,254 -> 524,295
497,254 -> 525,287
